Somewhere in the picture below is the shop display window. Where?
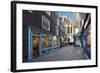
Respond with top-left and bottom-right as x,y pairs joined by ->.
32,34 -> 39,57
42,34 -> 52,49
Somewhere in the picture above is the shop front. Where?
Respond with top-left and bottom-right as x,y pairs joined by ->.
23,10 -> 61,62
28,26 -> 58,61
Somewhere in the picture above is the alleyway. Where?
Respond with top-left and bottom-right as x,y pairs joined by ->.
32,46 -> 87,62
23,10 -> 91,63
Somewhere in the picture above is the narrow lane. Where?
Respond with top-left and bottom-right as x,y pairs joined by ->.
32,46 -> 87,62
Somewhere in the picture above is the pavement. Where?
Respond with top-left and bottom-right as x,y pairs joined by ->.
31,45 -> 87,62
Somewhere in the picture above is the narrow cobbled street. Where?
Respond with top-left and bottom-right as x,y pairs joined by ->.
32,46 -> 87,62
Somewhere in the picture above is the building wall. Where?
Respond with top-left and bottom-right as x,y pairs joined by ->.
50,11 -> 58,34
60,16 -> 74,44
22,10 -> 60,62
80,13 -> 91,59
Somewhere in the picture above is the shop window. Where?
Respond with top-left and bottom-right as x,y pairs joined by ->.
42,15 -> 50,31
32,34 -> 39,57
42,34 -> 52,49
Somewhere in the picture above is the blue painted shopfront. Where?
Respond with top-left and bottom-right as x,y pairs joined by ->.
28,26 -> 61,61
81,31 -> 91,59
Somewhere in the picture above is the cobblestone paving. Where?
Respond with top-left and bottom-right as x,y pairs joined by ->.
31,45 -> 87,62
